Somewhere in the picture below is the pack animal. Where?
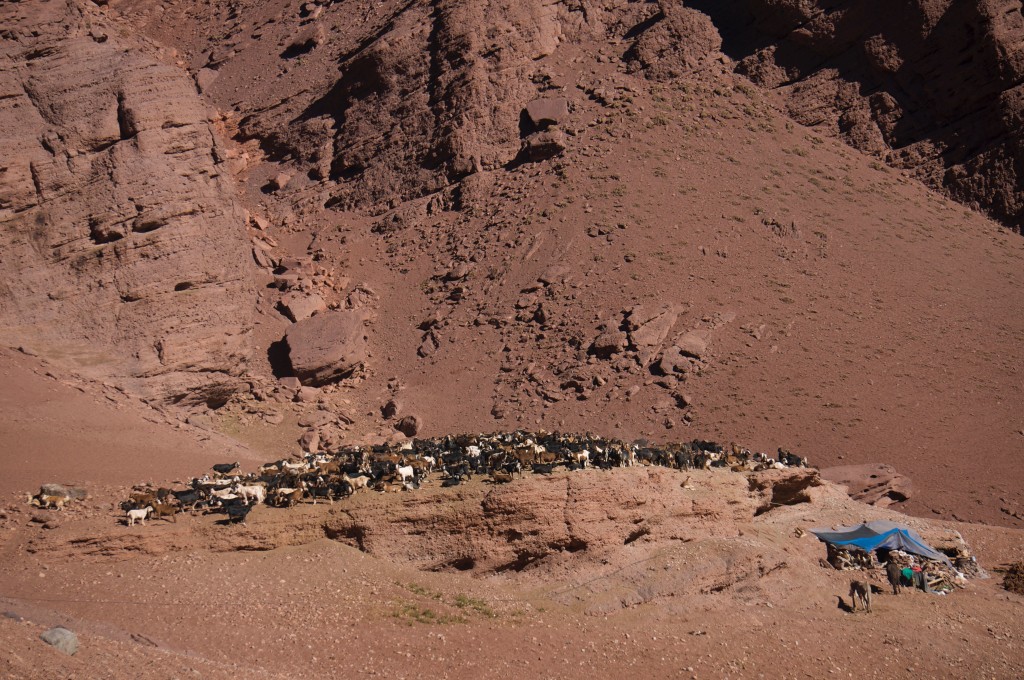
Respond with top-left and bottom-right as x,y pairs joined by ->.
886,562 -> 904,595
849,580 -> 872,613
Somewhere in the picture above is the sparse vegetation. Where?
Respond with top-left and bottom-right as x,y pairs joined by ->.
392,603 -> 465,625
453,594 -> 496,617
1003,562 -> 1024,595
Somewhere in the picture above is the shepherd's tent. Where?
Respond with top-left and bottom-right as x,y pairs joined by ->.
811,520 -> 951,565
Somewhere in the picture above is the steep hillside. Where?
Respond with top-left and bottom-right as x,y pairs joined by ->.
0,0 -> 1021,528
690,0 -> 1024,232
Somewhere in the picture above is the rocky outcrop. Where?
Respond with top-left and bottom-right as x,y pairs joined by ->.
0,0 -> 255,403
687,0 -> 1024,232
626,2 -> 723,80
821,463 -> 912,507
237,0 -> 566,212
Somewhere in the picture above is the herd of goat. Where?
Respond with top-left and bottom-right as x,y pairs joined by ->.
120,431 -> 811,525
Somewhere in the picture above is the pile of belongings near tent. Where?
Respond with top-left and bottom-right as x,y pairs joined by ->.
114,431 -> 812,525
812,520 -> 974,593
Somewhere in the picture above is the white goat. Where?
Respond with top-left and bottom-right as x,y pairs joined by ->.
234,484 -> 266,505
395,465 -> 415,483
209,487 -> 239,501
126,506 -> 154,526
344,474 -> 371,494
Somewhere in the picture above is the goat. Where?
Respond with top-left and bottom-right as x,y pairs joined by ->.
272,487 -> 303,508
126,506 -> 154,526
129,491 -> 157,508
344,474 -> 372,494
30,494 -> 68,511
225,502 -> 253,525
849,580 -> 872,613
151,503 -> 179,523
233,483 -> 267,505
171,489 -> 204,513
571,450 -> 590,469
395,464 -> 415,483
209,487 -> 239,501
212,461 -> 240,475
301,478 -> 334,505
377,480 -> 405,493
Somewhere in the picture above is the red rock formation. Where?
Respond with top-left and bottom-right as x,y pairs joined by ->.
0,0 -> 256,404
685,0 -> 1024,232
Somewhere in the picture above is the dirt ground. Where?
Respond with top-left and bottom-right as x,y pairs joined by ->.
2,365 -> 1023,678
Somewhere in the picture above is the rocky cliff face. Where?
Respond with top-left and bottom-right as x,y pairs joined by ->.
688,0 -> 1024,232
0,0 -> 256,404
235,0 -> 568,213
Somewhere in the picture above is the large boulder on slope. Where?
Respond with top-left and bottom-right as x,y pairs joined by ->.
284,310 -> 368,386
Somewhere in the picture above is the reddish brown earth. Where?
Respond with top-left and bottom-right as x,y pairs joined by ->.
2,0 -> 1024,676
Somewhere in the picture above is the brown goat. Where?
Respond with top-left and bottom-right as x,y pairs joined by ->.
151,503 -> 179,523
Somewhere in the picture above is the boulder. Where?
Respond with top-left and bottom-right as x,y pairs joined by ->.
269,172 -> 291,192
522,128 -> 566,161
820,463 -> 912,507
627,6 -> 722,80
39,484 -> 69,498
395,415 -> 420,437
40,627 -> 78,656
629,305 -> 680,364
381,399 -> 399,419
279,377 -> 302,390
280,292 -> 327,322
195,67 -> 218,93
284,310 -> 368,386
186,414 -> 214,430
299,429 -> 320,453
525,97 -> 569,128
590,330 -> 629,359
294,386 -> 320,403
298,411 -> 333,428
655,346 -> 688,375
675,332 -> 708,359
538,264 -> 571,285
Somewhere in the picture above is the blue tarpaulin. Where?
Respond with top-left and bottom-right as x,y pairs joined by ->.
811,520 -> 951,565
